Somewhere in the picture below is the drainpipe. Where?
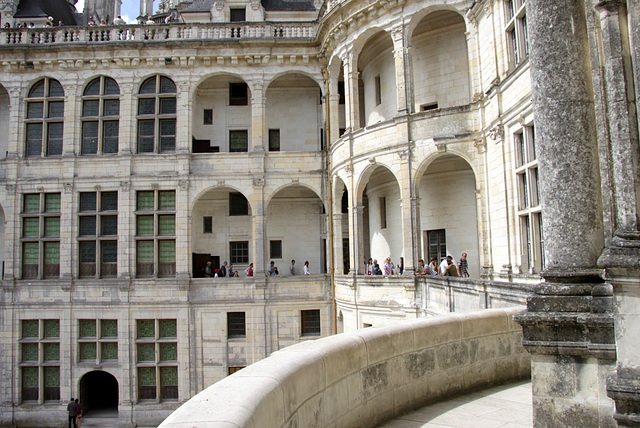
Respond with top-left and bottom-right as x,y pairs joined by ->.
322,68 -> 337,335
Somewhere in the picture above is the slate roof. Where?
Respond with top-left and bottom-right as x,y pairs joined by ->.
14,0 -> 78,25
183,0 -> 317,12
262,0 -> 316,11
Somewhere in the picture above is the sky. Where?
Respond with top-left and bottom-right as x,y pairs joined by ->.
75,0 -> 161,23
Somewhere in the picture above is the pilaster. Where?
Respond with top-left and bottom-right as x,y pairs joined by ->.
119,83 -> 135,155
391,26 -> 407,113
351,204 -> 364,275
332,213 -> 344,276
250,79 -> 266,152
176,81 -> 191,154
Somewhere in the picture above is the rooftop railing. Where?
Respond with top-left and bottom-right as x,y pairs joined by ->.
0,22 -> 317,46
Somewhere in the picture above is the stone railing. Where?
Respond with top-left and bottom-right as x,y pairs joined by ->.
0,22 -> 317,46
159,307 -> 529,428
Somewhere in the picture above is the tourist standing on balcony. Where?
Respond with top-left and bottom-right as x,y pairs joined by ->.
415,259 -> 427,275
458,253 -> 469,277
228,264 -> 239,277
268,261 -> 279,276
383,258 -> 393,275
290,260 -> 296,275
441,256 -> 459,276
304,261 -> 310,275
367,258 -> 373,275
245,263 -> 254,277
398,257 -> 404,275
219,261 -> 227,277
428,257 -> 439,275
204,261 -> 214,277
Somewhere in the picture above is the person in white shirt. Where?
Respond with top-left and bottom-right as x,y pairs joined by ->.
303,261 -> 310,275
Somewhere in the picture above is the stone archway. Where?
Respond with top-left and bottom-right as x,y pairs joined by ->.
79,370 -> 119,417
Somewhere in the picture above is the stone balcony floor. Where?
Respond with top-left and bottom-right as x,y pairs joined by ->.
379,380 -> 533,428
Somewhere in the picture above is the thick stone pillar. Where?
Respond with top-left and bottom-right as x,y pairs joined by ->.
594,1 -> 640,425
6,86 -> 21,158
514,0 -> 615,426
250,178 -> 266,278
62,83 -> 78,157
328,91 -> 341,144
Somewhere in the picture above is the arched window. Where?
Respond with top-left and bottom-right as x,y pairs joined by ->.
137,76 -> 176,153
81,76 -> 120,155
25,78 -> 64,157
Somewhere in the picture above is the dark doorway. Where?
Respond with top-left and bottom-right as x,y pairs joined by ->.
79,371 -> 118,416
192,253 -> 219,277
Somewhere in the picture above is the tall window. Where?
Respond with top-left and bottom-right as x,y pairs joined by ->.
137,75 -> 176,153
229,192 -> 249,216
25,78 -> 64,157
229,82 -> 248,106
21,193 -> 60,279
78,319 -> 118,362
379,197 -> 387,229
514,125 -> 543,273
81,76 -> 120,155
20,319 -> 60,402
78,191 -> 118,278
427,229 -> 446,265
136,319 -> 178,401
374,75 -> 382,106
505,0 -> 528,68
135,190 -> 176,277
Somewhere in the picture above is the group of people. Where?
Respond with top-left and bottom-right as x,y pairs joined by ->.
66,398 -> 82,428
415,253 -> 469,277
364,257 -> 404,275
203,260 -> 243,278
269,260 -> 311,276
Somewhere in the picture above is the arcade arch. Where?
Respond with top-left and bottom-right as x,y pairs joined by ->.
416,154 -> 479,277
191,187 -> 252,276
265,73 -> 323,152
192,74 -> 252,153
79,370 -> 118,416
410,10 -> 470,112
356,30 -> 397,127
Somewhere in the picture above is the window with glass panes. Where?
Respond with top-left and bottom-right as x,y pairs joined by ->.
135,190 -> 176,277
268,129 -> 280,151
301,309 -> 321,336
227,312 -> 246,339
78,191 -> 118,278
21,193 -> 61,279
81,76 -> 120,155
230,241 -> 249,264
25,78 -> 64,157
137,75 -> 176,153
514,125 -> 543,273
78,319 -> 118,363
505,0 -> 528,69
427,229 -> 446,266
20,319 -> 60,402
229,130 -> 248,152
135,319 -> 178,401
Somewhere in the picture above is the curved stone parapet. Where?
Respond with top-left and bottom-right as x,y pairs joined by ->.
159,307 -> 530,428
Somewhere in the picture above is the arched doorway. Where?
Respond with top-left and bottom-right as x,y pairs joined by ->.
79,371 -> 119,417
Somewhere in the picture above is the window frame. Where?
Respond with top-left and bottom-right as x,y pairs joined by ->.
135,190 -> 176,278
81,76 -> 120,155
21,193 -> 61,279
24,78 -> 65,158
301,309 -> 321,337
504,0 -> 528,70
227,312 -> 246,339
19,319 -> 60,403
135,319 -> 178,402
136,75 -> 177,154
78,191 -> 118,278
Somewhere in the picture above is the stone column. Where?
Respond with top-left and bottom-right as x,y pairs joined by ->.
594,1 -> 640,424
332,212 -> 344,276
250,80 -> 266,152
397,151 -> 415,274
328,88 -> 341,144
175,81 -> 191,154
343,54 -> 361,132
6,86 -> 21,158
175,180 -> 190,279
118,181 -> 132,279
250,178 -> 266,277
391,26 -> 408,114
514,0 -> 615,426
62,83 -> 78,157
351,204 -> 364,275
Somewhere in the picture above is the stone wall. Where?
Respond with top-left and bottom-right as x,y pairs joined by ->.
159,307 -> 530,428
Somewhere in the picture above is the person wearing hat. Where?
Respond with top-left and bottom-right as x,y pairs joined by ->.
204,261 -> 214,277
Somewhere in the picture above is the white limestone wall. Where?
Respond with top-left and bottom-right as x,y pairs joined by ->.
412,15 -> 470,110
265,86 -> 322,151
418,159 -> 480,277
266,197 -> 324,272
359,39 -> 397,126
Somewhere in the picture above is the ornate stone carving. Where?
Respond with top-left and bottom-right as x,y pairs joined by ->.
436,143 -> 447,152
474,138 -> 486,154
488,125 -> 503,142
253,176 -> 264,188
64,183 -> 73,193
179,180 -> 189,190
120,181 -> 130,192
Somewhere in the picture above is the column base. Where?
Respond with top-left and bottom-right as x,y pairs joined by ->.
608,368 -> 640,427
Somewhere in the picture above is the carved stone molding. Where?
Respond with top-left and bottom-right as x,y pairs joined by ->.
179,180 -> 189,190
64,183 -> 73,193
474,138 -> 486,154
488,125 -> 504,142
120,181 -> 130,192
